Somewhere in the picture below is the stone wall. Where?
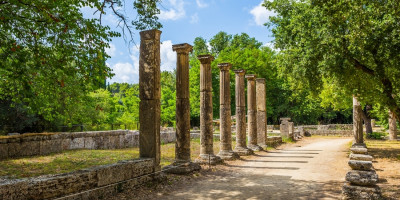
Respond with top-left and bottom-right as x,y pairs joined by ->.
0,158 -> 156,200
0,130 -> 177,160
305,130 -> 353,137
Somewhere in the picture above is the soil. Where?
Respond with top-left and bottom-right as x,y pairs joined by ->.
110,137 -> 354,200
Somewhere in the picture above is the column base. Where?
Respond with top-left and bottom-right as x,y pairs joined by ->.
195,154 -> 223,165
233,146 -> 254,156
248,144 -> 264,152
162,161 -> 201,175
217,150 -> 240,160
258,144 -> 268,150
352,143 -> 366,148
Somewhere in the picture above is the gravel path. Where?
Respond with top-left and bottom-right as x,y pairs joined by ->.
161,137 -> 352,200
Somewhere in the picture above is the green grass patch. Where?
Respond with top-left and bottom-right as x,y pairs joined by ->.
282,136 -> 294,143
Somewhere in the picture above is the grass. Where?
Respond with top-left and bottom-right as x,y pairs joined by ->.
0,138 -> 240,179
365,139 -> 400,160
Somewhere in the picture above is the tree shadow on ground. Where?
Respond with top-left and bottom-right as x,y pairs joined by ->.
161,171 -> 343,200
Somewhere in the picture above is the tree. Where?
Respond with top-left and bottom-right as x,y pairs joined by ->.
0,0 -> 162,132
265,0 -> 400,120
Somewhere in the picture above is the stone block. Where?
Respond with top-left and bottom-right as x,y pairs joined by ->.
348,160 -> 373,171
29,169 -> 97,199
84,137 -> 95,149
96,163 -> 127,187
350,147 -> 368,155
349,154 -> 373,161
109,136 -> 120,149
0,143 -> 8,160
40,139 -> 62,155
345,170 -> 378,186
61,138 -> 72,150
0,179 -> 29,200
342,183 -> 382,200
70,137 -> 85,149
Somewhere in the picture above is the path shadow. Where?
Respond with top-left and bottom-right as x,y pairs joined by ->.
279,150 -> 323,152
253,154 -> 314,158
240,160 -> 308,163
161,172 -> 343,200
224,164 -> 300,170
268,152 -> 320,155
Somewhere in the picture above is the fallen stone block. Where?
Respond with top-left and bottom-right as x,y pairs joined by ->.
345,170 -> 378,186
342,183 -> 382,200
349,154 -> 373,161
348,160 -> 373,171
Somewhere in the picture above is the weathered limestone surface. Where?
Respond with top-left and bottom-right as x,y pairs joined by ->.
246,74 -> 263,151
353,96 -> 364,144
256,78 -> 267,149
342,183 -> 382,200
233,70 -> 253,156
196,55 -> 222,165
348,160 -> 373,171
345,170 -> 378,186
350,147 -> 368,155
164,43 -> 200,174
280,118 -> 290,137
217,63 -> 239,160
0,159 -> 155,200
349,154 -> 373,161
139,29 -> 162,171
389,110 -> 398,140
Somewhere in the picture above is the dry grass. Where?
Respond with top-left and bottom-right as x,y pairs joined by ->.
366,139 -> 400,200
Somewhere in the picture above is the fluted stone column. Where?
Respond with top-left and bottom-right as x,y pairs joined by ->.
389,110 -> 398,140
164,43 -> 201,174
288,122 -> 295,140
256,78 -> 267,149
217,63 -> 239,160
353,96 -> 364,145
233,70 -> 253,156
139,29 -> 161,171
195,55 -> 222,165
246,74 -> 263,151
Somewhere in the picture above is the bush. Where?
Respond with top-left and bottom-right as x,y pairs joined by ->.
368,132 -> 387,140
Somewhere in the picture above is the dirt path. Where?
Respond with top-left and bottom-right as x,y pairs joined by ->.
161,137 -> 352,200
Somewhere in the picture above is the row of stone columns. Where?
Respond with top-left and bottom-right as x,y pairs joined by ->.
138,29 -> 269,173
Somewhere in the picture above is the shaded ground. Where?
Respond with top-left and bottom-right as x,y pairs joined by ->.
111,137 -> 352,200
367,139 -> 400,200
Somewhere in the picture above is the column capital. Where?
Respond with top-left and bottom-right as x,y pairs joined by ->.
280,117 -> 291,122
245,74 -> 257,80
197,54 -> 214,64
256,78 -> 265,83
234,69 -> 246,75
139,29 -> 162,40
172,43 -> 193,54
218,63 -> 232,71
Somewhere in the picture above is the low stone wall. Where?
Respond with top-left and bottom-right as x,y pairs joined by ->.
0,158 -> 156,200
299,124 -> 353,130
0,130 -> 177,160
306,130 -> 353,137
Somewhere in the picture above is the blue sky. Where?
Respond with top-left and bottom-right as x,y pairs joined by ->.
84,0 -> 276,84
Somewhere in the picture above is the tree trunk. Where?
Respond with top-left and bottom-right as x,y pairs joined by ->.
361,104 -> 373,138
389,110 -> 398,140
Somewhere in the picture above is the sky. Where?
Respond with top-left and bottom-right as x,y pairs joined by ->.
83,0 -> 276,84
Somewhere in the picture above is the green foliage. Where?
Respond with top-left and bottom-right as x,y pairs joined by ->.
265,0 -> 400,120
368,132 -> 388,140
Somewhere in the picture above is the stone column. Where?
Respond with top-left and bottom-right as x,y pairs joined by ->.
389,110 -> 398,140
256,78 -> 267,149
246,74 -> 263,151
139,29 -> 161,171
353,96 -> 364,145
164,43 -> 200,174
280,118 -> 290,137
289,122 -> 295,140
217,63 -> 239,160
233,70 -> 253,155
195,55 -> 222,164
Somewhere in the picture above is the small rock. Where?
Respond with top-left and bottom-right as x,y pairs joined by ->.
350,147 -> 368,155
348,160 -> 373,171
349,154 -> 373,161
345,170 -> 378,186
342,183 -> 382,200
